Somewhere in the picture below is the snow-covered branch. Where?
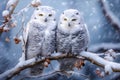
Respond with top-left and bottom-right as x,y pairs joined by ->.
99,0 -> 120,31
6,0 -> 19,16
88,43 -> 120,52
0,54 -> 76,80
1,51 -> 120,79
0,0 -> 41,34
80,51 -> 120,73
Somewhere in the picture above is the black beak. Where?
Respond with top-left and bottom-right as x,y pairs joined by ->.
68,23 -> 71,27
44,18 -> 48,22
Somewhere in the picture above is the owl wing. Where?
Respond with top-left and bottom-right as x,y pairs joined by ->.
83,24 -> 90,49
25,20 -> 46,59
72,23 -> 89,54
22,20 -> 45,75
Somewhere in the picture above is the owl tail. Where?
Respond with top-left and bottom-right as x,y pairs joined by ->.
58,58 -> 78,72
30,64 -> 44,76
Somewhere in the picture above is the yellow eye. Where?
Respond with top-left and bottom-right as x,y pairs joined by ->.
72,19 -> 77,21
64,18 -> 67,21
39,14 -> 43,16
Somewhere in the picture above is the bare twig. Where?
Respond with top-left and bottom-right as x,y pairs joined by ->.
7,0 -> 19,16
15,13 -> 25,37
0,0 -> 19,34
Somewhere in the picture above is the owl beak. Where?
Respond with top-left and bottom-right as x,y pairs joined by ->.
68,23 -> 71,27
44,18 -> 48,22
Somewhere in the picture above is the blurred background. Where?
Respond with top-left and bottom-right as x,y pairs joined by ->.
0,0 -> 120,80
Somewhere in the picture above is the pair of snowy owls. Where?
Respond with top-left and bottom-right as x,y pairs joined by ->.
23,6 -> 89,75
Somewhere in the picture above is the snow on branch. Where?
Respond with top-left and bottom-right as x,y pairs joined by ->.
80,51 -> 120,72
1,51 -> 120,79
0,0 -> 19,33
0,0 -> 41,34
6,0 -> 19,16
99,0 -> 120,31
0,54 -> 76,80
88,43 -> 120,52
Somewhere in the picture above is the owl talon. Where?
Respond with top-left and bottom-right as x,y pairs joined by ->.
35,57 -> 38,61
85,47 -> 88,51
66,53 -> 69,56
73,53 -> 78,56
45,58 -> 50,64
67,53 -> 72,56
35,54 -> 42,61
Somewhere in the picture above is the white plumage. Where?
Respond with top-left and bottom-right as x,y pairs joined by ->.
22,6 -> 56,75
57,9 -> 89,71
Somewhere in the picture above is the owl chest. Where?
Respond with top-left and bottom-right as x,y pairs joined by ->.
59,32 -> 84,47
59,34 -> 77,42
32,26 -> 45,32
30,29 -> 52,43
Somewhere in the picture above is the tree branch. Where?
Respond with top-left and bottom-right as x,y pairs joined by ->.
88,43 -> 120,52
0,54 -> 76,80
0,0 -> 19,34
6,0 -> 19,16
1,51 -> 120,79
99,0 -> 120,31
80,51 -> 120,72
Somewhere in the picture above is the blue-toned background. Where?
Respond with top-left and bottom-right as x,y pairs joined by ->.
0,0 -> 120,80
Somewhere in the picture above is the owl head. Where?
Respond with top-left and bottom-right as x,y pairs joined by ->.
58,9 -> 84,33
32,6 -> 56,24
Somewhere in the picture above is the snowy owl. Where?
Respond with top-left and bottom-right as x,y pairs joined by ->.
57,9 -> 89,71
23,6 -> 56,75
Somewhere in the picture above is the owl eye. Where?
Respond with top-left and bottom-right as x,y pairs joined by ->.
72,19 -> 77,21
39,14 -> 43,16
48,14 -> 52,17
76,13 -> 79,15
64,18 -> 67,21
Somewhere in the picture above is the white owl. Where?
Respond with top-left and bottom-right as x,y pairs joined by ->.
22,6 -> 56,75
57,9 -> 89,71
